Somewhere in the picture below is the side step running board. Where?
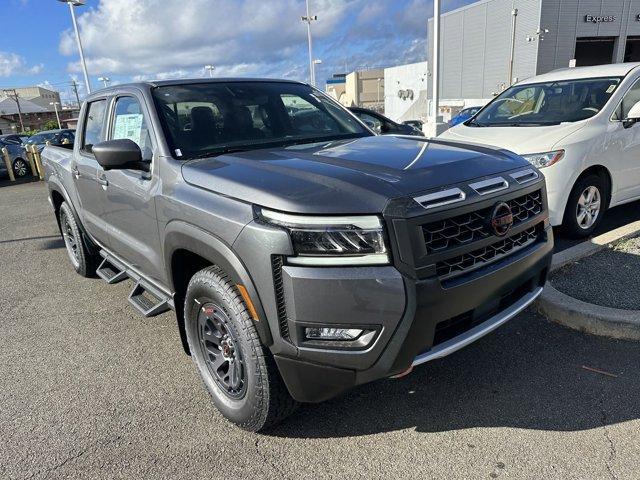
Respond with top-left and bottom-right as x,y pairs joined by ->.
128,281 -> 172,317
97,250 -> 174,318
96,256 -> 128,284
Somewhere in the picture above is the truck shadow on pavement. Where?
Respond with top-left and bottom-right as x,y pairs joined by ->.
267,312 -> 640,438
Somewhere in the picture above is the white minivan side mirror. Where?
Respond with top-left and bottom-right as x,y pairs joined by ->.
623,101 -> 640,128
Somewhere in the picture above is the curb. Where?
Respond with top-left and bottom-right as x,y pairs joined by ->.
534,220 -> 640,341
536,282 -> 640,341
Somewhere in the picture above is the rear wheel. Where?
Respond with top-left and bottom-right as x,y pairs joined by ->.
562,174 -> 607,238
12,158 -> 29,178
184,266 -> 296,431
58,202 -> 99,277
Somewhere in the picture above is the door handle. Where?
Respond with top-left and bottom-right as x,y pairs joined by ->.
97,176 -> 109,187
71,165 -> 80,179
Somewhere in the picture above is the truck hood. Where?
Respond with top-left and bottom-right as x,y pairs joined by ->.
440,122 -> 586,155
181,135 -> 530,214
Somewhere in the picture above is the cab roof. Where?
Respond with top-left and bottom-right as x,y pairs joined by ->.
517,63 -> 640,85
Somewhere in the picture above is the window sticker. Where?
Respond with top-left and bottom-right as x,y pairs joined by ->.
606,85 -> 616,94
113,113 -> 144,146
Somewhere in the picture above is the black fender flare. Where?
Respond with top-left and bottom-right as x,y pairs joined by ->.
163,221 -> 274,352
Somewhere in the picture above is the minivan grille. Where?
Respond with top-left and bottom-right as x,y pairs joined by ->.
422,190 -> 543,254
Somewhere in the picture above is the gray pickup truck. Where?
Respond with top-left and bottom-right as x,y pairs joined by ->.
42,78 -> 553,431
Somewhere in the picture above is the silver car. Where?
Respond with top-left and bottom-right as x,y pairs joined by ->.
0,139 -> 30,179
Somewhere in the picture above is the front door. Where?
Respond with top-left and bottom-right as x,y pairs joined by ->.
72,98 -> 111,247
100,95 -> 164,283
604,77 -> 640,203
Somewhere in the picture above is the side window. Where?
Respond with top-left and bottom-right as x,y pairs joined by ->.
82,100 -> 107,153
356,112 -> 383,131
613,79 -> 640,121
111,96 -> 153,161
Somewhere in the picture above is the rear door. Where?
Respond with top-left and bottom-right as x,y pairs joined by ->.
72,98 -> 111,247
100,93 -> 164,283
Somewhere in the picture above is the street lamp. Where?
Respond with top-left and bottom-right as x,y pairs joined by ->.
57,0 -> 91,94
301,0 -> 318,86
50,102 -> 62,129
98,76 -> 110,88
204,65 -> 215,78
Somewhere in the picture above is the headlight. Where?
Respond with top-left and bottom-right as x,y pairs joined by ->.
521,150 -> 564,169
258,208 -> 389,266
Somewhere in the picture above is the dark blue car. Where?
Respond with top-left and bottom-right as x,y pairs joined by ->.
449,106 -> 482,127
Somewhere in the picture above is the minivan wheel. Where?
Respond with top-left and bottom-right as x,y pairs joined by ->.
184,265 -> 297,431
562,174 -> 607,238
12,158 -> 29,178
58,201 -> 99,277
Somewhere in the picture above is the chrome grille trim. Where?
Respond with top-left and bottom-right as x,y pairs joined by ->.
414,188 -> 466,210
469,177 -> 509,196
510,168 -> 539,184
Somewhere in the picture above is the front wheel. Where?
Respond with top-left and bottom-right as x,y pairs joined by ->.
184,266 -> 296,431
562,174 -> 607,238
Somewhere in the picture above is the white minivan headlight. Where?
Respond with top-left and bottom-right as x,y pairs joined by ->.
521,150 -> 565,169
258,208 -> 389,266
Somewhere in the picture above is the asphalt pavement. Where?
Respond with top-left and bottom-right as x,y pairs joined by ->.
1,181 -> 640,479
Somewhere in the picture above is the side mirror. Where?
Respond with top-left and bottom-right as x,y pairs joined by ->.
623,101 -> 640,128
93,139 -> 145,171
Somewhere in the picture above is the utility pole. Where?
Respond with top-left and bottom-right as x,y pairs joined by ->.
3,89 -> 25,133
301,0 -> 318,86
50,102 -> 62,129
508,1 -> 518,86
70,80 -> 81,108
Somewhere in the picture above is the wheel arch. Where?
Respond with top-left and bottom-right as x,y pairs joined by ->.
164,221 -> 273,355
576,164 -> 613,209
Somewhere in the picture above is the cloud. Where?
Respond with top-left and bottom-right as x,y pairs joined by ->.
0,51 -> 43,77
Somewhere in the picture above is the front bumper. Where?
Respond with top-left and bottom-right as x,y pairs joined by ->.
273,226 -> 553,402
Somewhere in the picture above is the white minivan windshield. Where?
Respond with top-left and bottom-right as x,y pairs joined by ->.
469,77 -> 622,127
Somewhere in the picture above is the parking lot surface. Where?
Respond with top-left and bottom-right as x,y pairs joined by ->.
1,182 -> 639,479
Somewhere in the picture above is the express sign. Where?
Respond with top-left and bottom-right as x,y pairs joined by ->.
584,15 -> 616,23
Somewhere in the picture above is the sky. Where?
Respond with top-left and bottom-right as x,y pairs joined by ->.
0,0 -> 472,105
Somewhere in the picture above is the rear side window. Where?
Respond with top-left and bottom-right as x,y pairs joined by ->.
82,100 -> 107,153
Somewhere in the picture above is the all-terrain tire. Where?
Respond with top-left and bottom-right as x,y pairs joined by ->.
58,201 -> 99,277
184,265 -> 297,431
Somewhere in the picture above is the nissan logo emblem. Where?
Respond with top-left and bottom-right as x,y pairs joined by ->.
489,202 -> 514,237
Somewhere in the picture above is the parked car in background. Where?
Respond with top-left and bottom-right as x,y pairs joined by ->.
349,107 -> 423,136
0,134 -> 26,146
42,78 -> 552,431
403,119 -> 424,131
441,63 -> 640,237
0,138 -> 30,178
449,106 -> 482,127
25,129 -> 75,153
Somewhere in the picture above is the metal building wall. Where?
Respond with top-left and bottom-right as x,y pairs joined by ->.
537,0 -> 640,73
427,0 -> 542,100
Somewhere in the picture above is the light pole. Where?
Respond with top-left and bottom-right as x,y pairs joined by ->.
58,0 -> 91,94
50,102 -> 62,129
508,2 -> 518,86
431,0 -> 441,121
98,76 -> 110,88
377,78 -> 382,106
301,0 -> 318,86
204,65 -> 215,78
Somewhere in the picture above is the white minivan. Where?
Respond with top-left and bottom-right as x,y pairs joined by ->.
440,63 -> 640,238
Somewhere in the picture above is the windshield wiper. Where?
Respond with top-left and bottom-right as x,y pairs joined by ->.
466,119 -> 488,127
189,147 -> 252,160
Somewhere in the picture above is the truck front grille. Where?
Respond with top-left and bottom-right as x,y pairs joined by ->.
422,190 -> 543,254
436,225 -> 540,278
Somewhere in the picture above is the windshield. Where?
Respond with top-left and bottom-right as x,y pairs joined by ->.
152,81 -> 370,159
470,77 -> 622,127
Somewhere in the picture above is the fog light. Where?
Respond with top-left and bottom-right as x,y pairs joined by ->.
304,327 -> 363,341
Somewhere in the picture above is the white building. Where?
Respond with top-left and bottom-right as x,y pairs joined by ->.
384,61 -> 428,123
